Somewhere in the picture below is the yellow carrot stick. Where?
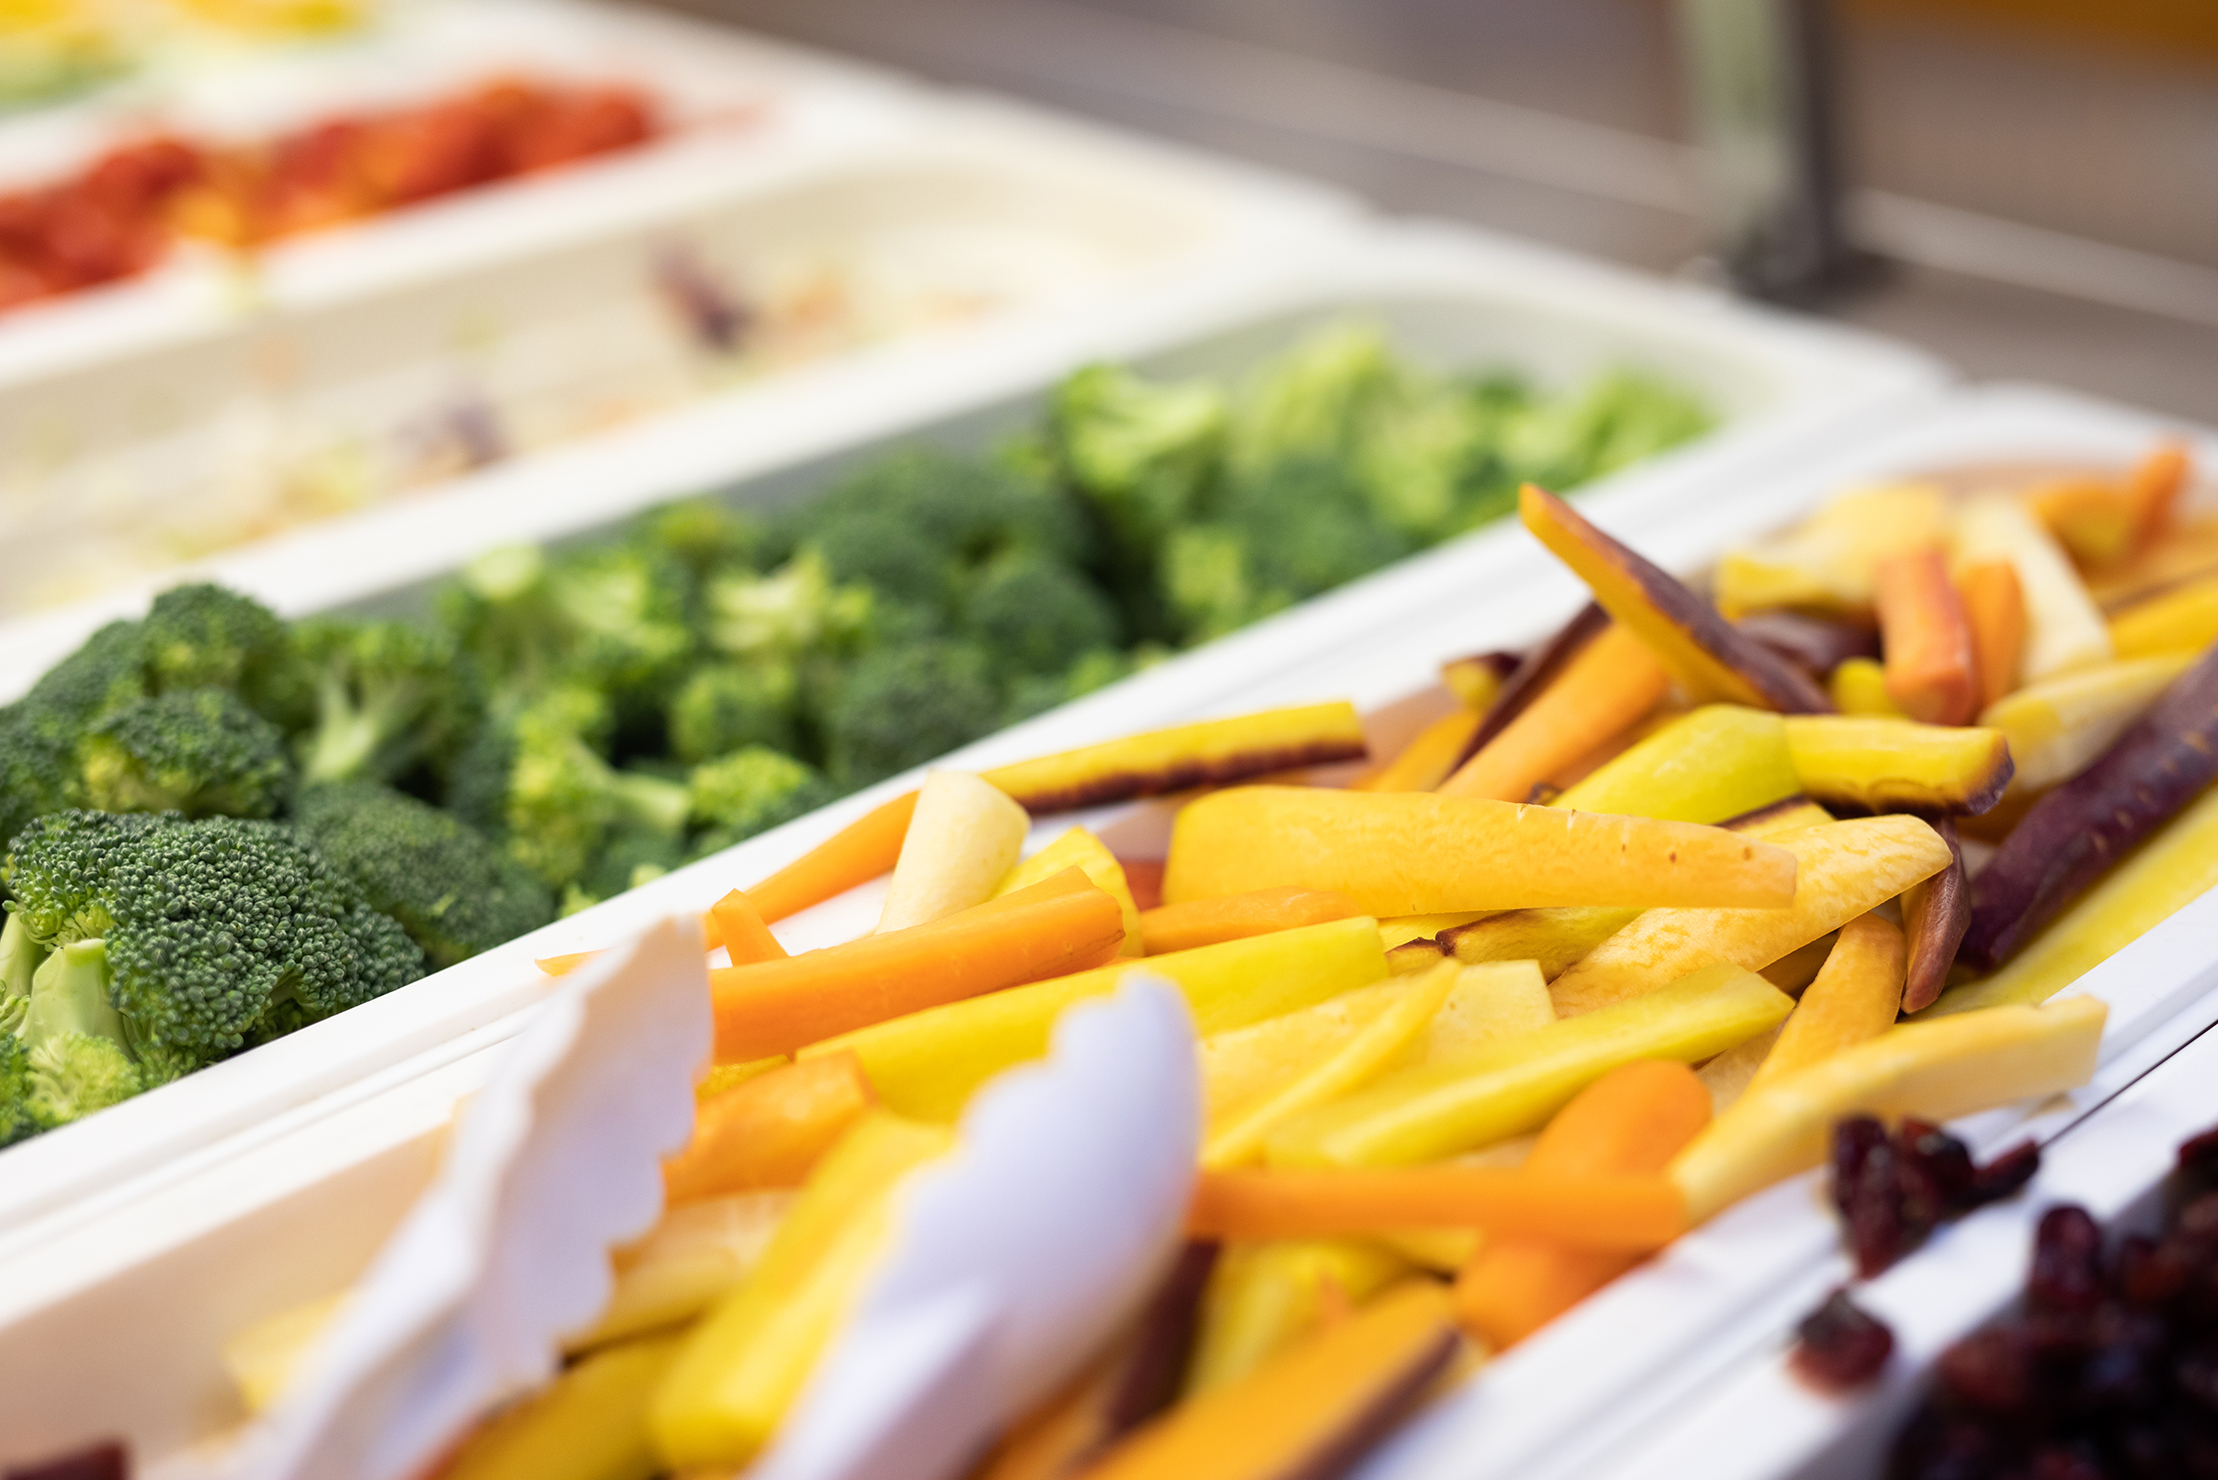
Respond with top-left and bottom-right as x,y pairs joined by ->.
1355,706 -> 1485,793
980,702 -> 1369,813
1742,912 -> 1904,1097
994,825 -> 1144,957
1437,624 -> 1670,801
1183,1240 -> 1412,1398
1162,787 -> 1799,917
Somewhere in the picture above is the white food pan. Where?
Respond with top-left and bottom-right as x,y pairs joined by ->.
20,374 -> 2212,1474
0,19 -> 1358,625
0,214 -> 1944,1254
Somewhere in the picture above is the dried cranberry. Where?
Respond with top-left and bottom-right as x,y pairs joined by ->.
2176,1129 -> 2218,1207
1792,1287 -> 1896,1393
2032,1208 -> 2108,1318
1888,1408 -> 2004,1480
1941,1327 -> 2038,1414
4,1442 -> 127,1480
2078,1304 -> 2169,1413
2116,1236 -> 2185,1313
2028,1444 -> 2110,1480
1840,1124 -> 1913,1277
1964,1141 -> 2043,1212
1904,1119 -> 1980,1212
1835,1115 -> 1891,1206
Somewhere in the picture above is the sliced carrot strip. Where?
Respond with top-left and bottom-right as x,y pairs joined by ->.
710,868 -> 1124,1060
536,950 -> 598,977
2128,440 -> 2191,550
1138,888 -> 1363,957
1959,559 -> 2026,711
1874,546 -> 1977,725
1078,1282 -> 1457,1480
710,889 -> 788,964
663,1052 -> 876,1203
1452,1060 -> 1710,1348
1436,623 -> 1669,801
1186,1166 -> 1686,1249
1354,707 -> 1485,793
745,791 -> 919,925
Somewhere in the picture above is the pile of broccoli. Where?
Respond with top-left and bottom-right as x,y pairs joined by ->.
0,320 -> 1709,1145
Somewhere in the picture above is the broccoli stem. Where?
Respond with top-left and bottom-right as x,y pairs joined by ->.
611,771 -> 691,838
0,912 -> 42,1004
22,939 -> 126,1047
300,671 -> 419,786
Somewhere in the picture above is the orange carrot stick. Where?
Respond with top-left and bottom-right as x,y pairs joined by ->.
1136,887 -> 1364,956
1354,707 -> 1485,793
2129,440 -> 2191,550
536,950 -> 598,977
710,868 -> 1124,1060
1452,1060 -> 1711,1348
1958,560 -> 2026,711
711,889 -> 789,964
1874,547 -> 1978,725
1436,623 -> 1670,801
663,1052 -> 877,1203
1078,1282 -> 1458,1480
1186,1166 -> 1687,1249
1120,858 -> 1166,913
745,791 -> 919,925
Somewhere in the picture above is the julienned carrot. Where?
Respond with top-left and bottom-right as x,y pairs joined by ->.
1874,547 -> 1977,725
1437,623 -> 1669,801
662,1052 -> 875,1203
710,868 -> 1124,1060
1959,560 -> 2027,711
745,791 -> 918,924
1078,1282 -> 1457,1480
1355,707 -> 1484,793
1186,1166 -> 1687,1249
1138,888 -> 1364,956
710,890 -> 788,964
1452,1060 -> 1711,1347
2128,440 -> 2190,549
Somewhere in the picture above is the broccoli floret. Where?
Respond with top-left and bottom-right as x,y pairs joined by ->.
293,781 -> 556,971
802,507 -> 962,612
5,810 -> 425,1066
292,617 -> 481,788
1050,363 -> 1226,553
440,544 -> 566,697
0,703 -> 81,850
21,619 -> 149,728
960,548 -> 1120,678
76,688 -> 292,819
9,939 -> 142,1133
688,746 -> 834,855
802,448 -> 1088,566
543,543 -> 697,700
637,498 -> 763,581
139,583 -> 310,728
494,703 -> 691,890
667,660 -> 800,764
1227,321 -> 1403,476
822,640 -> 1001,787
704,551 -> 872,663
567,827 -> 688,914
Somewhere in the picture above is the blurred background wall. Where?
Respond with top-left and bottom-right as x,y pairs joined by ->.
651,0 -> 2218,418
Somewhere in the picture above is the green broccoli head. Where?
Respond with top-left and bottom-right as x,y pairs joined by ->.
802,508 -> 963,612
542,542 -> 697,700
667,660 -> 800,764
27,1031 -> 143,1129
440,544 -> 564,695
704,551 -> 873,664
0,703 -> 82,852
9,812 -> 426,1065
293,781 -> 556,971
960,548 -> 1120,678
140,583 -> 310,728
688,746 -> 834,856
570,827 -> 689,912
1,938 -> 142,1136
21,619 -> 149,729
0,1037 -> 31,1146
1228,320 -> 1403,475
1050,362 -> 1226,553
497,702 -> 691,891
76,688 -> 293,819
293,617 -> 483,788
822,640 -> 1001,788
802,448 -> 1089,568
1499,369 -> 1715,488
636,497 -> 763,580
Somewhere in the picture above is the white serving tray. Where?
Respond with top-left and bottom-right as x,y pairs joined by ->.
22,373 -> 2217,1472
0,212 -> 1944,1259
0,0 -> 1364,630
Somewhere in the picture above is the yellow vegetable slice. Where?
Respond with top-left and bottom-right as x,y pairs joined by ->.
1743,913 -> 1905,1097
1201,980 -> 1410,1127
1203,961 -> 1459,1168
2108,576 -> 2218,659
1162,787 -> 1799,916
651,1112 -> 954,1469
1421,960 -> 1554,1063
1979,654 -> 2194,794
1671,997 -> 2106,1223
1183,1240 -> 1413,1397
1266,962 -> 1792,1169
1713,483 -> 1950,618
802,917 -> 1387,1121
1828,657 -> 1907,717
1780,716 -> 2014,815
451,1332 -> 687,1480
1953,492 -> 2112,681
1549,816 -> 1951,1018
1552,704 -> 1798,824
982,702 -> 1369,812
573,1191 -> 795,1351
877,769 -> 1030,933
996,825 -> 1144,957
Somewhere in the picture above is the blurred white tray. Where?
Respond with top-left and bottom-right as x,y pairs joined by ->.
0,213 -> 1946,1262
